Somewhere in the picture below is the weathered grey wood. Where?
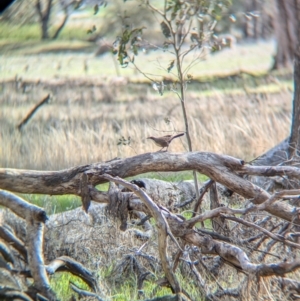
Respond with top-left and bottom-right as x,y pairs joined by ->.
47,256 -> 100,293
1,151 -> 300,222
123,178 -> 196,210
0,152 -> 246,196
0,190 -> 55,300
0,225 -> 27,260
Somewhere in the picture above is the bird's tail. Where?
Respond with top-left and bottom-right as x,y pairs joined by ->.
170,133 -> 185,141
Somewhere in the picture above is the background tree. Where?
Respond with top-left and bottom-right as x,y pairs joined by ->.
1,0 -> 96,40
289,0 -> 300,157
272,0 -> 297,69
35,0 -> 83,40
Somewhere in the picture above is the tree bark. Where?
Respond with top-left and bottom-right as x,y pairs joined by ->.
272,0 -> 297,69
35,0 -> 53,40
288,1 -> 300,157
0,190 -> 55,300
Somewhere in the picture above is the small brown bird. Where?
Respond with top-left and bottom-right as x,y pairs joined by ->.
147,133 -> 184,151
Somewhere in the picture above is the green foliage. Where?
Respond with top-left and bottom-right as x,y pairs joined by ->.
160,21 -> 171,38
94,4 -> 100,15
117,136 -> 131,146
113,27 -> 145,67
87,25 -> 97,34
167,60 -> 175,73
0,21 -> 89,41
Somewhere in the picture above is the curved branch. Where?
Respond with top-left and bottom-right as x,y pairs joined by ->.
184,232 -> 300,276
0,226 -> 27,261
47,256 -> 100,293
0,152 -> 299,222
70,282 -> 105,301
223,215 -> 300,250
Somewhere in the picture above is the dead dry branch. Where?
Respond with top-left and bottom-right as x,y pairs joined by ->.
0,190 -> 100,301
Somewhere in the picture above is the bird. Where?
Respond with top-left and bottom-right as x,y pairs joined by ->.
147,133 -> 184,151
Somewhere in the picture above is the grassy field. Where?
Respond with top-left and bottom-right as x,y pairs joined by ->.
0,40 -> 291,166
0,62 -> 292,170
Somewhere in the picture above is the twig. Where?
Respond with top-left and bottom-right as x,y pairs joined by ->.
17,94 -> 51,131
192,180 -> 215,217
70,282 -> 105,301
223,215 -> 300,250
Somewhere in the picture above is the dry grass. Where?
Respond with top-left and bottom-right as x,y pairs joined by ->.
0,40 -> 292,170
0,77 -> 292,170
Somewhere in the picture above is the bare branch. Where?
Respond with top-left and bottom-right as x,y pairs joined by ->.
47,256 -> 100,293
223,215 -> 300,250
0,226 -> 27,260
241,165 -> 300,179
70,282 -> 105,301
1,152 -> 299,222
17,94 -> 50,131
0,190 -> 55,300
192,180 -> 214,217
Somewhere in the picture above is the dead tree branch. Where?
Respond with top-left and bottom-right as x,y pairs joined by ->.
1,151 -> 299,222
47,256 -> 100,293
0,189 -> 55,300
17,94 -> 50,131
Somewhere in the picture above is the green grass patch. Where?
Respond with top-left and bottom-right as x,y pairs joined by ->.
0,22 -> 41,41
0,20 -> 94,42
49,267 -> 201,301
0,39 -> 95,55
50,273 -> 89,300
20,194 -> 81,215
182,211 -> 213,229
96,182 -> 110,191
133,172 -> 208,183
107,271 -> 201,301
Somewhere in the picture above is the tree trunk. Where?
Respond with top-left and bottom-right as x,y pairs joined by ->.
289,54 -> 300,157
288,0 -> 300,157
41,18 -> 49,39
272,0 -> 297,69
35,0 -> 53,40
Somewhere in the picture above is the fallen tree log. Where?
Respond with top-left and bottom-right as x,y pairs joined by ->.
0,151 -> 299,222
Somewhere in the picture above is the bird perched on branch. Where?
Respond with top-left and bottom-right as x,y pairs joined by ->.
147,133 -> 184,151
